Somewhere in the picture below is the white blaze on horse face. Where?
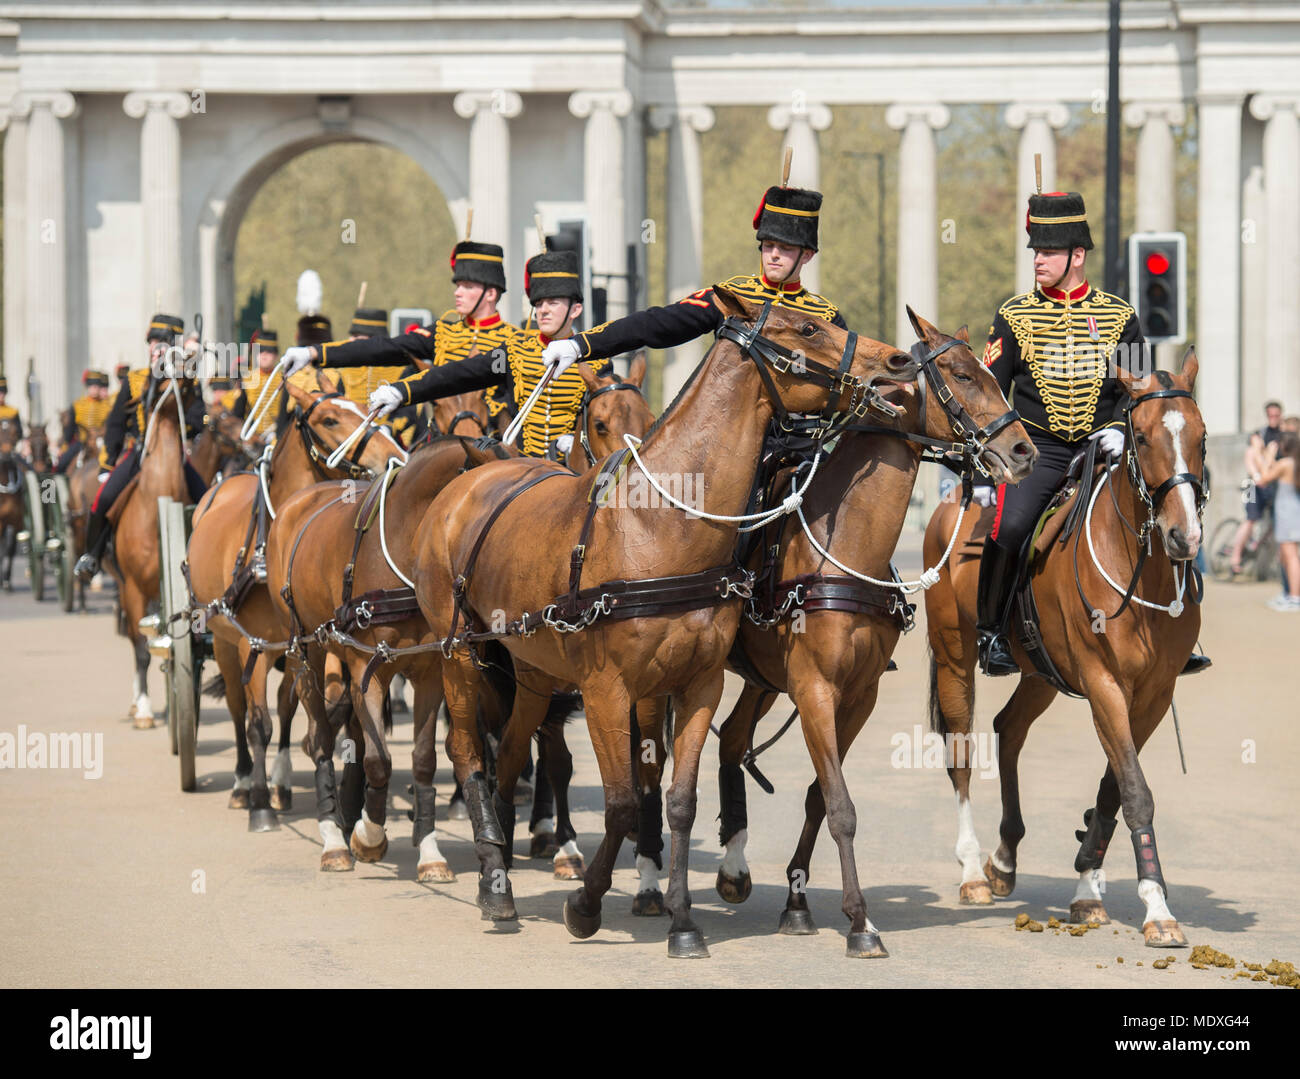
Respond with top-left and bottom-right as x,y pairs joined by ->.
635,854 -> 660,896
954,793 -> 983,884
1160,409 -> 1201,550
1138,877 -> 1175,925
721,828 -> 750,881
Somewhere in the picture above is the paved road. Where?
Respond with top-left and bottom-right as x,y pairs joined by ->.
1,554 -> 1296,988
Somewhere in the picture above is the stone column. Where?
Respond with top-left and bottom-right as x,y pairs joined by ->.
648,105 -> 714,401
14,91 -> 78,421
569,90 -> 633,322
766,101 -> 832,294
1240,162 -> 1267,425
1249,95 -> 1300,418
1196,94 -> 1243,435
885,103 -> 950,350
1005,103 -> 1069,291
453,90 -> 522,311
1,109 -> 27,416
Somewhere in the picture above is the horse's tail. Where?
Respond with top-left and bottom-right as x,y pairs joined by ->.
928,642 -> 948,737
202,672 -> 226,700
478,640 -> 517,736
539,689 -> 582,746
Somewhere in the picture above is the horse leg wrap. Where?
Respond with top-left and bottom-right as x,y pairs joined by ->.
635,787 -> 664,871
463,772 -> 505,846
493,791 -> 517,867
717,763 -> 748,847
530,758 -> 555,830
410,783 -> 437,848
339,762 -> 365,833
1073,806 -> 1118,873
314,759 -> 340,824
1131,826 -> 1166,896
364,783 -> 387,828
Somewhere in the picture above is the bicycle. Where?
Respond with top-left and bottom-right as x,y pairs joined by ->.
1209,479 -> 1279,582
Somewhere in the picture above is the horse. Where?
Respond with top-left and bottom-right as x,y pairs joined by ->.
409,287 -> 916,955
0,420 -> 24,591
27,421 -> 52,475
922,350 -> 1206,947
188,373 -> 405,830
264,358 -> 656,875
680,312 -> 1035,955
431,391 -> 491,440
101,369 -> 205,726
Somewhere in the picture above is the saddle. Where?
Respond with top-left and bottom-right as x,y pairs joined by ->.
105,474 -> 141,528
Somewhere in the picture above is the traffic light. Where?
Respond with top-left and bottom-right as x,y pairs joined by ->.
1128,232 -> 1186,344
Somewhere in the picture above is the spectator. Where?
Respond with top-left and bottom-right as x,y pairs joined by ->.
1259,430 -> 1300,611
1229,400 -> 1283,574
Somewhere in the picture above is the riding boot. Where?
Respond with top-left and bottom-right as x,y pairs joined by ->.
1179,652 -> 1212,676
976,542 -> 1020,677
75,510 -> 111,581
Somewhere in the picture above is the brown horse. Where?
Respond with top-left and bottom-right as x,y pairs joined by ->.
264,359 -> 655,874
691,313 -> 1035,955
431,391 -> 491,439
107,374 -> 204,727
410,288 -> 916,955
923,351 -> 1206,947
0,420 -> 24,591
188,374 -> 405,830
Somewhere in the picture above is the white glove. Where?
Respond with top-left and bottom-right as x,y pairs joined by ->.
972,486 -> 996,507
555,434 -> 574,455
1089,427 -> 1125,460
281,346 -> 316,377
367,384 -> 403,418
541,339 -> 582,378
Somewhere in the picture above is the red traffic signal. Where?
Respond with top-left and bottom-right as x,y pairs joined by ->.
1145,251 -> 1170,276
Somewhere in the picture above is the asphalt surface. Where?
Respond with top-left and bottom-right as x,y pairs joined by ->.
1,537 -> 1296,988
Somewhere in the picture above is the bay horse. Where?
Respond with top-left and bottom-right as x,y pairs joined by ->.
265,360 -> 655,876
0,420 -> 24,591
923,350 -> 1206,947
188,374 -> 405,830
410,288 -> 916,955
695,312 -> 1036,955
106,371 -> 204,727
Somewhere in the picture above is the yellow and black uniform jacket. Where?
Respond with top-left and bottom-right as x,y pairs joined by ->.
235,367 -> 322,439
64,395 -> 114,446
103,368 -> 206,463
0,403 -> 23,439
319,326 -> 611,459
572,273 -> 847,362
983,281 -> 1143,442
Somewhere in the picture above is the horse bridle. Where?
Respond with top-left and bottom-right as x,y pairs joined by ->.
575,379 -> 646,468
431,407 -> 490,439
296,392 -> 380,481
1122,387 -> 1209,548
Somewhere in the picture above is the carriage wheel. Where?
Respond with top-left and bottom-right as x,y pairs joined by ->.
23,470 -> 46,601
161,498 -> 199,790
157,497 -> 180,755
52,475 -> 74,611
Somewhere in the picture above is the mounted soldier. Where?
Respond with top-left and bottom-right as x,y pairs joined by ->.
0,374 -> 22,440
56,369 -> 113,473
74,314 -> 207,581
974,190 -> 1209,677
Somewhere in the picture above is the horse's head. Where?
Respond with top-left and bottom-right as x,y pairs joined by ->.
1117,349 -> 1205,561
905,307 -> 1037,485
204,406 -> 256,470
27,422 -> 51,471
711,286 -> 916,418
432,391 -> 491,438
284,371 -> 407,476
573,353 -> 655,465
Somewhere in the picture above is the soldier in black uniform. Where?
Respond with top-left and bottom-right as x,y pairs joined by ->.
75,314 -> 208,580
976,192 -> 1208,676
540,184 -> 845,376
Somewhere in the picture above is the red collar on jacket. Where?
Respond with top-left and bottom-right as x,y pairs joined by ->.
1040,280 -> 1090,303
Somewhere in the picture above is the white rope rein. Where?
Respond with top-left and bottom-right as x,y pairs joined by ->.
141,365 -> 190,462
257,445 -> 276,521
239,357 -> 288,442
325,406 -> 390,469
1086,465 -> 1188,617
503,367 -> 557,448
378,456 -> 415,589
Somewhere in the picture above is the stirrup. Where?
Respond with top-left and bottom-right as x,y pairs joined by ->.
1179,653 -> 1212,676
978,632 -> 1018,677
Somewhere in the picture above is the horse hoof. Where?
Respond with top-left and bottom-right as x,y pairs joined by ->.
846,931 -> 890,959
270,786 -> 292,812
983,857 -> 1015,897
417,861 -> 455,884
554,854 -> 585,881
349,829 -> 389,863
228,789 -> 250,810
632,889 -> 665,917
1070,899 -> 1110,925
248,808 -> 279,833
563,891 -> 600,939
667,929 -> 710,959
716,869 -> 752,904
529,832 -> 559,859
132,713 -> 155,730
446,798 -> 468,821
1143,920 -> 1188,948
960,879 -> 994,905
778,908 -> 818,936
512,781 -> 533,806
320,848 -> 354,872
477,876 -> 517,922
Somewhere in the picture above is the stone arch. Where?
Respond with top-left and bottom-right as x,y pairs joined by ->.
193,111 -> 467,339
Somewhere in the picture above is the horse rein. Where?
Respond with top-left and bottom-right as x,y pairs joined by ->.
575,379 -> 646,469
296,392 -> 380,481
431,408 -> 490,439
1122,387 -> 1209,545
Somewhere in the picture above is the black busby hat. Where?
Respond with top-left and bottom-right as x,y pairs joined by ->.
252,328 -> 279,352
348,307 -> 389,338
525,251 -> 582,303
147,313 -> 184,343
296,315 -> 333,348
1025,191 -> 1093,251
451,241 -> 507,293
0,375 -> 8,393
83,370 -> 110,388
753,186 -> 822,252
